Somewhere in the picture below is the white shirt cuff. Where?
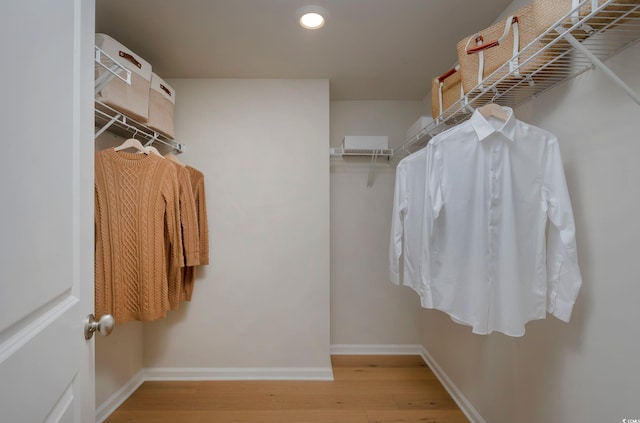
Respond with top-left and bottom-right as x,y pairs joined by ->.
390,271 -> 400,285
552,297 -> 575,322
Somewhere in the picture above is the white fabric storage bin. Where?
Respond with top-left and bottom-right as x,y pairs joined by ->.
95,33 -> 152,122
148,73 -> 176,138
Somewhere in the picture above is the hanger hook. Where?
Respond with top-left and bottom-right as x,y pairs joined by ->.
490,87 -> 500,104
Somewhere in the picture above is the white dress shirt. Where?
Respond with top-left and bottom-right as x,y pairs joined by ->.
425,107 -> 582,336
389,147 -> 433,307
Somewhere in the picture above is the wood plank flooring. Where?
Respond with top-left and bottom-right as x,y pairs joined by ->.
105,355 -> 468,423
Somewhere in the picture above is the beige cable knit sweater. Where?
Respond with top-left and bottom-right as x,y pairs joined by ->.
181,165 -> 209,301
95,148 -> 183,324
168,162 -> 200,310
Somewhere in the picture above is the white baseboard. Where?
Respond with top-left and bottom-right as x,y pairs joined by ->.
330,344 -> 422,355
95,370 -> 144,423
143,366 -> 334,381
419,346 -> 486,423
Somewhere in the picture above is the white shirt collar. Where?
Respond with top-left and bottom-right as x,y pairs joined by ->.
469,106 -> 516,142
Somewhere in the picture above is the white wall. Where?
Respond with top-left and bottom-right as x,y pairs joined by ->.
95,322 -> 143,406
330,101 -> 427,347
142,79 -> 331,371
421,33 -> 640,423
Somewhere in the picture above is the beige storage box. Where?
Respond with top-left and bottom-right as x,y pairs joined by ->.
148,73 -> 176,139
95,33 -> 152,122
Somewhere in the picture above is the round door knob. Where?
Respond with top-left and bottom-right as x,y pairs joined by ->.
84,314 -> 115,339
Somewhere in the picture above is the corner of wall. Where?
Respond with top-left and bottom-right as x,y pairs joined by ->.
419,345 -> 486,423
95,321 -> 144,417
95,369 -> 144,423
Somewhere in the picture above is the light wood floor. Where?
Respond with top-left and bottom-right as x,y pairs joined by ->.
105,355 -> 468,423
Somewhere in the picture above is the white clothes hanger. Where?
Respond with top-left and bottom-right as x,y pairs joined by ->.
144,145 -> 164,158
114,130 -> 148,154
478,102 -> 509,122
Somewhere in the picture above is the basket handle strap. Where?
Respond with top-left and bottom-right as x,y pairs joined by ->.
466,16 -> 521,80
571,0 -> 580,22
464,35 -> 486,89
571,0 -> 595,33
160,83 -> 172,96
436,65 -> 460,114
571,0 -> 601,20
438,81 -> 444,115
118,50 -> 142,69
509,17 -> 521,77
436,65 -> 458,83
466,16 -> 518,54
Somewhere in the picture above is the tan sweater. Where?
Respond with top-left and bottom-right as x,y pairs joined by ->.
182,165 -> 209,301
95,148 -> 182,324
175,164 -> 200,266
168,162 -> 200,310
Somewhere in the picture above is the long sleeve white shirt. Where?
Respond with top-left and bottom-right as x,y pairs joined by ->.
389,147 -> 433,307
424,107 -> 582,336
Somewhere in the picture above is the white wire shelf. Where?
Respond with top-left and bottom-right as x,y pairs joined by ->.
94,101 -> 184,153
94,46 -> 184,153
392,0 -> 640,160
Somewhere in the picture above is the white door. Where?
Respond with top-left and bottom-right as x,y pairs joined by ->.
0,1 -> 96,422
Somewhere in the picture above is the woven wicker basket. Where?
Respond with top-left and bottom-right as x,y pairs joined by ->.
457,4 -> 548,94
533,0 -> 640,33
431,65 -> 464,118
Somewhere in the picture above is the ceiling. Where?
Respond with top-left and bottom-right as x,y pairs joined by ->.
96,0 -> 512,101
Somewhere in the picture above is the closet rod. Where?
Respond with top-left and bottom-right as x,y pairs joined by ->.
95,102 -> 184,153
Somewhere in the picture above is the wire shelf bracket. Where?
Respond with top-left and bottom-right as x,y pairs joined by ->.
94,46 -> 131,95
329,148 -> 393,187
557,29 -> 640,105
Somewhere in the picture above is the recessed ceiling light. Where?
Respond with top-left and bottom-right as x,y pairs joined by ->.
297,6 -> 328,30
300,12 -> 324,29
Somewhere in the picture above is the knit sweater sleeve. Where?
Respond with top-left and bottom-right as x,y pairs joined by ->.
193,169 -> 210,265
164,164 -> 184,311
179,166 -> 209,304
177,166 -> 200,267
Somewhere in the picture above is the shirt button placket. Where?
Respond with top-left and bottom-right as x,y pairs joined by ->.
487,142 -> 501,332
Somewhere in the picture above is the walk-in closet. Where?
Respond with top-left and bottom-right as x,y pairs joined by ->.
2,1 -> 640,422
